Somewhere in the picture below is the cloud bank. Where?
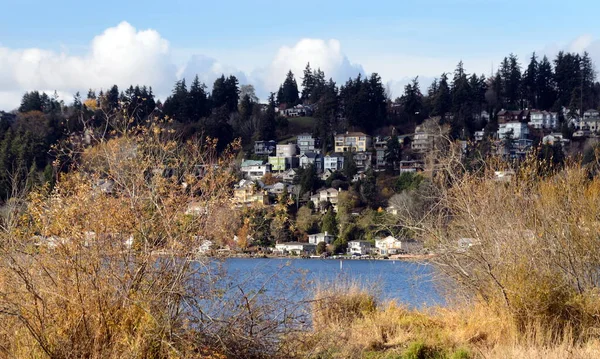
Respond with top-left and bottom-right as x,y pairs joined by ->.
1,22 -> 600,110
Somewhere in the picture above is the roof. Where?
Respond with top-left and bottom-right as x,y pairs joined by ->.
302,152 -> 320,159
326,152 -> 345,158
241,160 -> 265,167
336,132 -> 369,137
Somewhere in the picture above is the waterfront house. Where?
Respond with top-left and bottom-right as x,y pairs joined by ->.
375,236 -> 423,255
347,240 -> 373,255
308,232 -> 334,245
274,242 -> 317,255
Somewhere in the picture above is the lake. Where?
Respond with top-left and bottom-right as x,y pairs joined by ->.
219,258 -> 444,308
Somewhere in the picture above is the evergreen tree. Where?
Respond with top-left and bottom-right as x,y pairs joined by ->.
401,77 -> 423,124
433,73 -> 452,119
321,208 -> 338,237
537,56 -> 556,110
359,168 -> 378,209
384,133 -> 402,171
189,75 -> 208,119
523,53 -> 538,109
342,151 -> 357,179
277,71 -> 300,106
301,63 -> 315,102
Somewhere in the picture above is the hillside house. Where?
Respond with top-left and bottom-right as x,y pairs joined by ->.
311,188 -> 341,212
254,140 -> 277,155
297,133 -> 318,154
233,180 -> 269,205
334,132 -> 372,152
240,160 -> 271,180
324,153 -> 345,171
299,152 -> 323,172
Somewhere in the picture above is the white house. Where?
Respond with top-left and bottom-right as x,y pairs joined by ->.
308,232 -> 335,245
347,240 -> 373,255
274,242 -> 316,255
197,240 -> 214,254
375,236 -> 422,255
276,143 -> 298,157
311,188 -> 341,212
324,153 -> 345,171
297,133 -> 318,155
282,169 -> 298,182
241,160 -> 271,180
498,122 -> 529,139
299,152 -> 323,172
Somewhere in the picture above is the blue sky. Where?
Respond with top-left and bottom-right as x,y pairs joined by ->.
1,0 -> 599,109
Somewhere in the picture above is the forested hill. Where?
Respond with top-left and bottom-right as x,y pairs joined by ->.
1,50 -> 598,202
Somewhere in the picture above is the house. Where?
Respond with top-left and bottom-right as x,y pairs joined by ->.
375,236 -> 423,255
353,151 -> 372,169
498,122 -> 529,139
374,137 -> 388,169
233,180 -> 269,205
197,240 -> 214,254
529,111 -> 559,130
543,133 -> 570,147
282,104 -> 313,117
265,182 -> 296,195
185,202 -> 208,216
254,140 -> 277,155
412,126 -> 435,153
268,156 -> 299,172
308,232 -> 334,245
497,110 -> 528,124
324,153 -> 345,171
299,152 -> 323,173
297,133 -> 318,155
578,110 -> 600,132
276,143 -> 298,157
474,131 -> 485,141
347,240 -> 373,255
334,132 -> 372,153
399,160 -> 424,173
320,169 -> 334,181
311,188 -> 341,212
240,160 -> 271,180
274,242 -> 317,255
282,169 -> 298,183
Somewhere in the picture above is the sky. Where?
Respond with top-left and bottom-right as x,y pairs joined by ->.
1,0 -> 600,110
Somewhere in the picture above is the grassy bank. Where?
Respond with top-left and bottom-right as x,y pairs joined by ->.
290,284 -> 600,359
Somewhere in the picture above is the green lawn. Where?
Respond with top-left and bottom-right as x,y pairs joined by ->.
286,116 -> 316,134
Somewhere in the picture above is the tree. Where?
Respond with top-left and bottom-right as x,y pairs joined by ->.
189,75 -> 208,119
301,63 -> 315,102
239,84 -> 259,104
321,208 -> 338,237
343,151 -> 357,179
384,133 -> 402,172
296,206 -> 318,234
316,241 -> 327,255
295,163 -> 319,195
537,56 -> 556,110
211,75 -> 240,112
359,168 -> 378,209
432,73 -> 451,119
523,53 -> 538,109
401,77 -> 423,124
277,71 -> 300,106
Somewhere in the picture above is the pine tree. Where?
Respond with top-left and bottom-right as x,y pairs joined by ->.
384,133 -> 402,172
301,63 -> 315,102
277,71 -> 300,106
523,53 -> 538,109
537,56 -> 556,110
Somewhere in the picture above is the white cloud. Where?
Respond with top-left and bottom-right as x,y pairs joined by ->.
263,39 -> 365,91
3,24 -> 600,111
0,22 -> 176,110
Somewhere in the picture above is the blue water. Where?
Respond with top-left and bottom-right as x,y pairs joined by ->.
220,258 -> 444,308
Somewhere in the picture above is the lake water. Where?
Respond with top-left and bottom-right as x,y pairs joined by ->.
220,258 -> 444,308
